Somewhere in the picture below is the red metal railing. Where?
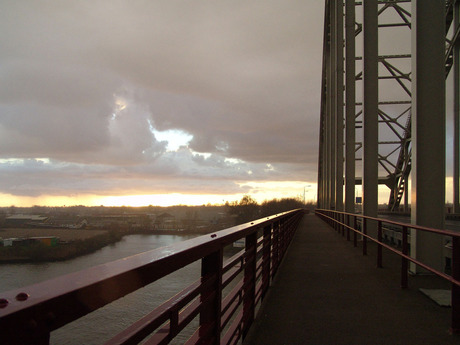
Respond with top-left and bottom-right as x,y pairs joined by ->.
0,209 -> 304,345
315,208 -> 460,333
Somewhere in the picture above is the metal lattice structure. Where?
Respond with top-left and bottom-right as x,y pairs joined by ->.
318,0 -> 460,213
318,0 -> 459,272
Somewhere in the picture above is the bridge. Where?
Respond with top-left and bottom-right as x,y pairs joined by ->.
2,1 -> 460,344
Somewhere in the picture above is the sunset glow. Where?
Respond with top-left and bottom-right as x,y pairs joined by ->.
0,180 -> 317,208
0,1 -> 321,209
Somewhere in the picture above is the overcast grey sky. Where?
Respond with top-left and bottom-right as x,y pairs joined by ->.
0,1 -> 324,206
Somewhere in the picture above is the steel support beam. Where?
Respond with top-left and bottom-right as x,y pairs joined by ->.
410,0 -> 445,273
335,0 -> 344,211
362,0 -> 379,236
345,0 -> 356,213
329,0 -> 337,210
454,0 -> 460,214
318,1 -> 331,209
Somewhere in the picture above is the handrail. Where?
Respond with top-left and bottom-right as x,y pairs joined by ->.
315,208 -> 460,333
0,209 -> 305,344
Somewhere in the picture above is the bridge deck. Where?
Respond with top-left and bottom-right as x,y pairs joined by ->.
244,214 -> 460,345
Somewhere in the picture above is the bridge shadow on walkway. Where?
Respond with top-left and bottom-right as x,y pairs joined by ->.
244,214 -> 460,345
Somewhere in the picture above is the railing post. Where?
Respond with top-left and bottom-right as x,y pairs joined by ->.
280,218 -> 287,256
401,226 -> 408,289
200,249 -> 223,345
347,214 -> 351,241
262,224 -> 272,300
353,215 -> 358,247
272,221 -> 280,278
335,212 -> 339,232
342,213 -> 345,236
451,237 -> 460,333
242,232 -> 258,339
363,218 -> 367,256
278,218 -> 284,257
377,220 -> 382,268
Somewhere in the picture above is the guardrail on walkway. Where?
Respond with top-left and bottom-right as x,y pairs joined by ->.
315,208 -> 460,333
0,209 -> 304,345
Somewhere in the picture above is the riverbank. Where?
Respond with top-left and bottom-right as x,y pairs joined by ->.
0,230 -> 123,263
0,227 -> 218,264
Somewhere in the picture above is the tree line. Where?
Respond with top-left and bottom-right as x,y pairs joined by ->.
225,195 -> 310,225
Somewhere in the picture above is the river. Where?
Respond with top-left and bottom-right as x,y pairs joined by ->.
0,233 -> 205,344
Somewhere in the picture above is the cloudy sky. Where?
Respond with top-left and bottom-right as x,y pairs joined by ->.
0,1 -> 324,207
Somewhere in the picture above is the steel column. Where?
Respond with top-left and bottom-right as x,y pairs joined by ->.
410,0 -> 445,273
329,0 -> 337,210
335,0 -> 344,211
345,0 -> 356,214
454,0 -> 460,214
362,0 -> 379,236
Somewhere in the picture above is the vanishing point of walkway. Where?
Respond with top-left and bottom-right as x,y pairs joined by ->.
244,214 -> 460,345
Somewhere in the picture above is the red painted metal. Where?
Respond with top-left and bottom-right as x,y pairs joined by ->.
363,218 -> 368,255
346,214 -> 350,240
242,232 -> 257,339
271,221 -> 280,279
199,249 -> 223,345
353,215 -> 358,247
315,209 -> 460,332
262,224 -> 272,300
401,226 -> 409,289
452,237 -> 460,334
377,221 -> 383,268
0,209 -> 304,345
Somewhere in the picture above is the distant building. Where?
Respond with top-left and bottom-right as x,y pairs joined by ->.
30,236 -> 59,247
155,213 -> 176,230
4,214 -> 48,228
1,236 -> 59,247
88,214 -> 150,229
45,216 -> 88,229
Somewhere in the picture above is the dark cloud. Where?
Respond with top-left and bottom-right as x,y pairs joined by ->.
0,0 -> 323,201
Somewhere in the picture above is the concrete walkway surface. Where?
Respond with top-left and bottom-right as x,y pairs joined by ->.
243,214 -> 460,345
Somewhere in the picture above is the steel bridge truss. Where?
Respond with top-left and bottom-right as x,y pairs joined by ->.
318,0 -> 460,216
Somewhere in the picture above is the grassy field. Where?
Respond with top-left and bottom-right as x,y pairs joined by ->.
0,228 -> 108,241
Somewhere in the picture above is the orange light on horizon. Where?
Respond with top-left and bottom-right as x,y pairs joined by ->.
0,181 -> 318,208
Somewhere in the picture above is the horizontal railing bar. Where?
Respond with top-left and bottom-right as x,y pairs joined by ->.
221,298 -> 241,331
141,296 -> 203,345
143,324 -> 170,345
221,287 -> 243,331
222,250 -> 244,275
185,319 -> 217,345
316,210 -> 460,289
221,281 -> 244,324
0,213 -> 290,313
221,309 -> 243,345
222,265 -> 243,290
183,320 -> 216,345
105,278 -> 204,345
255,280 -> 263,306
318,209 -> 460,238
1,209 -> 304,345
177,298 -> 202,333
256,259 -> 263,282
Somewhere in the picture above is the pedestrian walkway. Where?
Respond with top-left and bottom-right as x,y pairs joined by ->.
244,214 -> 460,345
